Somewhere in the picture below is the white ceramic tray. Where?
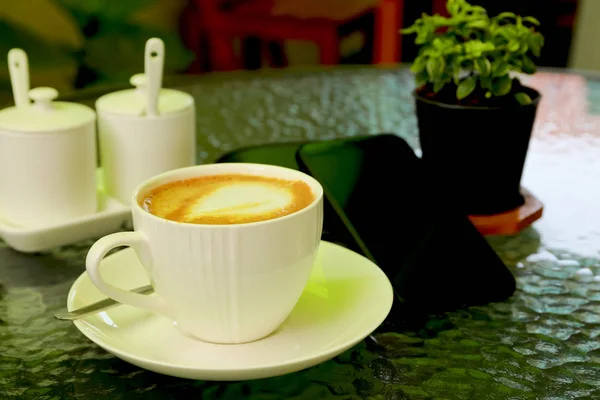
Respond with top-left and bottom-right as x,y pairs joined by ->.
0,169 -> 132,253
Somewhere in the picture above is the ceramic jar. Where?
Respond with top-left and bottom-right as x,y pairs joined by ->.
95,38 -> 196,205
0,49 -> 97,227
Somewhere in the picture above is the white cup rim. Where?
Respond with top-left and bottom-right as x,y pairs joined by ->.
131,163 -> 323,229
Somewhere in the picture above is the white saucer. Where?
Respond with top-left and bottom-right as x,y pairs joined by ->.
0,169 -> 131,253
68,241 -> 393,381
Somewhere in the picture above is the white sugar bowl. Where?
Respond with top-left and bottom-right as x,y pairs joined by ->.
95,38 -> 196,206
0,49 -> 97,228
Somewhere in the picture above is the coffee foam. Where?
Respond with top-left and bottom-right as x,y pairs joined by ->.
186,182 -> 294,219
141,174 -> 315,225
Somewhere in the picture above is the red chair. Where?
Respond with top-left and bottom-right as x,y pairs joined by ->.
182,0 -> 403,72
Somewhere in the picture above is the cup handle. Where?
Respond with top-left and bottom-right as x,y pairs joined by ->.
85,232 -> 171,318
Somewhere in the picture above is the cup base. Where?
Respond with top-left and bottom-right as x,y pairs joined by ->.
174,321 -> 277,345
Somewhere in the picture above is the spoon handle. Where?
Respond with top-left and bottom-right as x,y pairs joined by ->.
144,38 -> 164,117
54,284 -> 155,321
8,49 -> 30,108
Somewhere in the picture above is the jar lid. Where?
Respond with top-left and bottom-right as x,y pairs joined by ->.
95,73 -> 194,117
0,87 -> 96,133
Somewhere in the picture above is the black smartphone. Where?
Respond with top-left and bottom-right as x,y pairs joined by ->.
296,134 -> 516,317
216,141 -> 309,170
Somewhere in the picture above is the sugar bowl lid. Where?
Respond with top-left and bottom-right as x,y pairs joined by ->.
0,49 -> 95,133
95,38 -> 193,117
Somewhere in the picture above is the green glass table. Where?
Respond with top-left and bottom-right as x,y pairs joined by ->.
1,66 -> 600,399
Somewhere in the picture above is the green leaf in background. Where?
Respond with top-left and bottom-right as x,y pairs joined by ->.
426,57 -> 444,81
496,12 -> 517,21
521,56 -> 537,74
53,0 -> 157,29
514,92 -> 532,105
492,60 -> 510,77
52,0 -> 195,88
508,40 -> 520,52
83,22 -> 194,87
476,58 -> 491,76
457,76 -> 476,99
480,75 -> 492,90
467,20 -> 487,29
492,75 -> 512,96
415,69 -> 428,86
0,19 -> 74,70
433,79 -> 445,93
523,16 -> 540,26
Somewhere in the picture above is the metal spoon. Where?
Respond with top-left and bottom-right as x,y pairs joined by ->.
54,284 -> 154,321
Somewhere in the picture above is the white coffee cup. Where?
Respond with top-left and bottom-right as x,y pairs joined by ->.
85,163 -> 324,344
95,38 -> 196,206
0,49 -> 97,227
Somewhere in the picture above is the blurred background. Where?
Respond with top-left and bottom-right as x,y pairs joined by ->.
0,0 -> 594,104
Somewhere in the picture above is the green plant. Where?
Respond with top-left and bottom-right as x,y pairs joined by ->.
401,0 -> 544,105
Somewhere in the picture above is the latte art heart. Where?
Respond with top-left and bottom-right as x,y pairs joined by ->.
140,174 -> 315,225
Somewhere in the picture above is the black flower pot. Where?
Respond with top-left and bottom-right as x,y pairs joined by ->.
414,87 -> 541,216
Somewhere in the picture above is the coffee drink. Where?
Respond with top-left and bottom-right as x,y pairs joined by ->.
87,163 -> 323,344
140,173 -> 315,225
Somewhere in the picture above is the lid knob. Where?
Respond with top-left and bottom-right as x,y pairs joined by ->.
29,87 -> 58,111
128,74 -> 148,116
130,73 -> 147,89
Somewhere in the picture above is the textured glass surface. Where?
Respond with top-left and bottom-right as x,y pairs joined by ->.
1,67 -> 600,399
